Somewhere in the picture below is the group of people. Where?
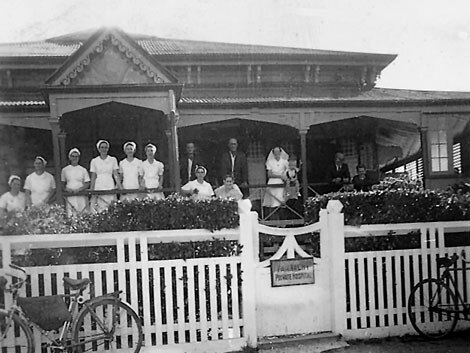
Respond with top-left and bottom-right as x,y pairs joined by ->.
0,140 -> 167,218
0,138 -> 374,219
0,138 -> 251,218
327,152 -> 376,193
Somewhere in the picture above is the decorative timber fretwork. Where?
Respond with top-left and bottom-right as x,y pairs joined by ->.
45,28 -> 177,87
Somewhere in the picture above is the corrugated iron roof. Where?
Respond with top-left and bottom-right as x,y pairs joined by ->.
0,30 -> 394,60
2,88 -> 470,111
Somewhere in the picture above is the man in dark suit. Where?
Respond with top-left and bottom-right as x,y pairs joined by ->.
326,152 -> 351,193
219,138 -> 249,197
180,142 -> 204,185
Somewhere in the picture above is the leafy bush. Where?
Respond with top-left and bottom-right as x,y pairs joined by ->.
1,194 -> 239,236
1,196 -> 240,266
83,194 -> 239,233
305,190 -> 470,225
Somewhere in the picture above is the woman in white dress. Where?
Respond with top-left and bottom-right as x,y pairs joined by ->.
24,156 -> 56,207
141,144 -> 165,200
119,141 -> 143,202
181,166 -> 214,200
262,147 -> 289,208
90,140 -> 121,213
0,175 -> 26,218
61,148 -> 90,216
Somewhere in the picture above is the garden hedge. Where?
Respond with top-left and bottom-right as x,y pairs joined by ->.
1,195 -> 240,266
304,190 -> 470,225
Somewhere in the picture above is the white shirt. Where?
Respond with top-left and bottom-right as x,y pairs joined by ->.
24,171 -> 56,206
0,191 -> 26,213
119,158 -> 143,190
181,180 -> 214,200
230,153 -> 236,173
142,159 -> 164,188
187,158 -> 193,181
61,165 -> 90,191
90,156 -> 118,190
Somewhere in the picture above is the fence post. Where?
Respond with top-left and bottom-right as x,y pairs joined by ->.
325,200 -> 347,335
239,211 -> 258,348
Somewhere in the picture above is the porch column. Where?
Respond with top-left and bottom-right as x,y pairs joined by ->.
48,116 -> 63,205
169,110 -> 181,190
168,90 -> 181,190
299,128 -> 309,205
58,131 -> 67,167
419,126 -> 430,188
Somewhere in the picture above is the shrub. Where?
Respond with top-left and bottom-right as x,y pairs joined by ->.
1,196 -> 240,266
304,190 -> 470,225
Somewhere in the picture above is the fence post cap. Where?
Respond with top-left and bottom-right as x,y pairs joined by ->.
326,199 -> 343,213
238,199 -> 252,213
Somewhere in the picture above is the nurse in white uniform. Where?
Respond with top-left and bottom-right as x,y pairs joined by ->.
262,147 -> 289,208
61,148 -> 90,216
141,143 -> 165,200
90,140 -> 121,213
181,166 -> 214,200
24,156 -> 56,207
119,141 -> 143,202
0,175 -> 26,217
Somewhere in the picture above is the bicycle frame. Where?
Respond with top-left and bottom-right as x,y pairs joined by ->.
432,266 -> 470,318
1,266 -> 127,352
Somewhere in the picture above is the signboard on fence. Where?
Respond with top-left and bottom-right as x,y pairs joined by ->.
270,257 -> 315,287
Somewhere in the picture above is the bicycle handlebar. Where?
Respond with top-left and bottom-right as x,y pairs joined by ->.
437,250 -> 470,268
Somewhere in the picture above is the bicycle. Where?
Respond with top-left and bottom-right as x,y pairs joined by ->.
0,263 -> 143,353
407,250 -> 470,339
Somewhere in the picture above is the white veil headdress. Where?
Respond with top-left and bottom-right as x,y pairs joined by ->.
266,147 -> 289,167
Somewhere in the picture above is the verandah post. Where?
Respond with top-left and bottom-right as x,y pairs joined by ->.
239,211 -> 258,348
325,200 -> 347,335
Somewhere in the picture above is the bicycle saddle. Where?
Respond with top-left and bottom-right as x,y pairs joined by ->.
63,277 -> 90,291
436,256 -> 456,268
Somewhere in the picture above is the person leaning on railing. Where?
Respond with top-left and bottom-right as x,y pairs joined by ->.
119,141 -> 144,202
24,156 -> 56,207
326,152 -> 350,193
90,140 -> 121,213
141,143 -> 165,200
262,147 -> 289,209
61,148 -> 90,216
0,175 -> 26,220
181,165 -> 214,200
214,174 -> 243,201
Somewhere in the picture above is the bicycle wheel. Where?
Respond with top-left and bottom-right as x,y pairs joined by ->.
0,311 -> 35,353
72,298 -> 143,353
407,278 -> 458,339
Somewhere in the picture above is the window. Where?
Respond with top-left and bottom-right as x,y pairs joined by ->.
429,117 -> 449,172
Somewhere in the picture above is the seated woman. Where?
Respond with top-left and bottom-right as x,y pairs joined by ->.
61,148 -> 90,216
0,175 -> 26,218
214,174 -> 243,201
181,166 -> 214,200
24,156 -> 56,207
141,143 -> 165,200
352,164 -> 373,192
119,141 -> 143,202
90,140 -> 121,213
262,147 -> 289,209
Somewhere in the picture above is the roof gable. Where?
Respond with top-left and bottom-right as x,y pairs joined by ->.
45,27 -> 177,86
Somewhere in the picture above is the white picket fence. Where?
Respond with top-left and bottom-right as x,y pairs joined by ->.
1,203 -> 469,351
343,221 -> 470,338
0,213 -> 258,353
251,201 -> 470,339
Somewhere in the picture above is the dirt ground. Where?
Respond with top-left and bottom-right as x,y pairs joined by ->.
334,332 -> 470,353
258,331 -> 470,353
